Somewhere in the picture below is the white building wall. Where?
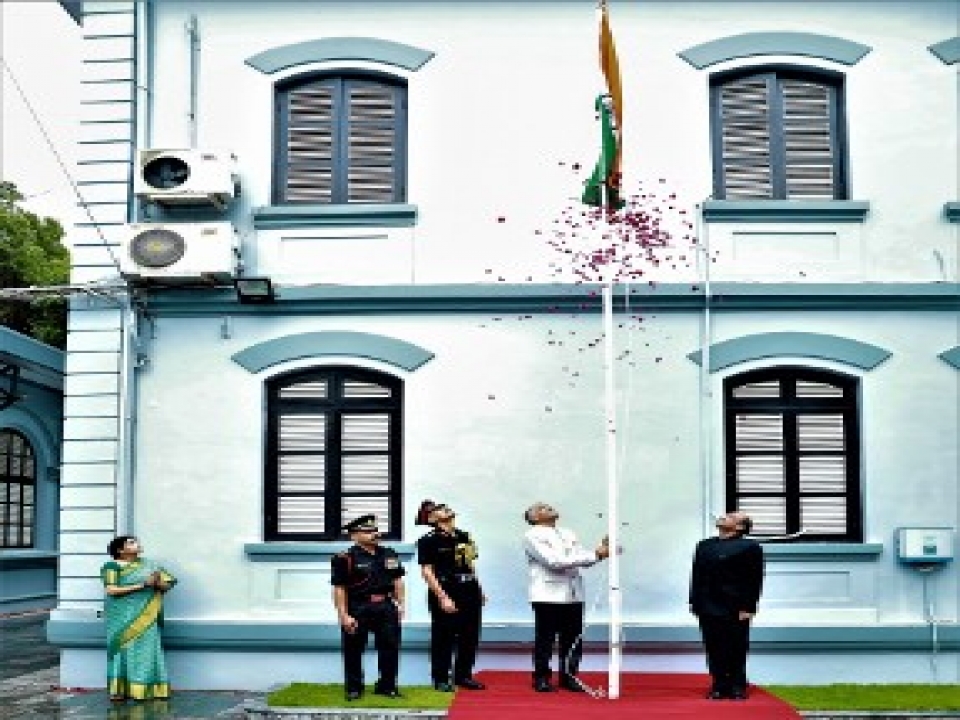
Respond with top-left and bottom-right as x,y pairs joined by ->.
55,0 -> 960,690
76,0 -> 957,288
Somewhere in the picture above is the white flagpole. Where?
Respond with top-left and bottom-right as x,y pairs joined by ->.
603,280 -> 622,699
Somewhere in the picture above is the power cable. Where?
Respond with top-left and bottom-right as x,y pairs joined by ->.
1,56 -> 123,274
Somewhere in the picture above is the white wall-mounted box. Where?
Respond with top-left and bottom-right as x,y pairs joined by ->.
895,527 -> 954,564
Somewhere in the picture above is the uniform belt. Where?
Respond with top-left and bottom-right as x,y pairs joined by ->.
444,573 -> 476,583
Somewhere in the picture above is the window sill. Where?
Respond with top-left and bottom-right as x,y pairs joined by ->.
0,550 -> 59,569
244,542 -> 416,562
761,542 -> 883,562
945,202 -> 960,223
252,204 -> 418,229
702,200 -> 870,223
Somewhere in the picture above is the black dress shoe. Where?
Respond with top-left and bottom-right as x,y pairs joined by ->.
559,677 -> 586,692
533,679 -> 557,693
706,689 -> 726,700
730,688 -> 748,700
373,686 -> 401,698
456,678 -> 486,690
346,690 -> 362,701
433,681 -> 454,692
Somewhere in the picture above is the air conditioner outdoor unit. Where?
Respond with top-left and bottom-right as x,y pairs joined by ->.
134,149 -> 239,208
119,222 -> 240,284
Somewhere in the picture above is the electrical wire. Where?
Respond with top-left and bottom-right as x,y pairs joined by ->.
1,56 -> 123,274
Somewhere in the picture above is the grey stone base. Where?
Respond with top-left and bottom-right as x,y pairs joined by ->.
242,702 -> 446,720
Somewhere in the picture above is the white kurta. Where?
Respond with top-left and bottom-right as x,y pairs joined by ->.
523,525 -> 600,603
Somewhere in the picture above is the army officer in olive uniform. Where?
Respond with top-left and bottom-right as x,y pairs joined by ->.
331,514 -> 406,701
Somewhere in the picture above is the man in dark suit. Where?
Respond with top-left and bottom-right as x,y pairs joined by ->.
689,511 -> 764,700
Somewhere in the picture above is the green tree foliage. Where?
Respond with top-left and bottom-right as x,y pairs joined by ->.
0,180 -> 70,348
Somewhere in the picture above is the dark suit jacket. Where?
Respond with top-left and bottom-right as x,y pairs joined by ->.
689,536 -> 764,617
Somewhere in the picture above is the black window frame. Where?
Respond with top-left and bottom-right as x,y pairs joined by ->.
273,70 -> 408,205
264,366 -> 403,542
710,65 -> 849,200
724,366 -> 862,542
0,429 -> 37,549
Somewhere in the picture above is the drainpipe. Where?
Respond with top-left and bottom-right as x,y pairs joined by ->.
115,302 -> 139,533
697,198 -> 714,536
116,0 -> 153,532
187,15 -> 199,148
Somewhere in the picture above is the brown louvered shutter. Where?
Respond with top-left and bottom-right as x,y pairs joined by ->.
715,72 -> 842,200
279,75 -> 404,204
346,80 -> 401,203
284,79 -> 336,203
718,75 -> 774,199
782,80 -> 836,199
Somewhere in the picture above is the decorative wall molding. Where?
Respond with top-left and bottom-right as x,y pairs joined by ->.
679,32 -> 872,69
246,37 -> 435,74
231,331 -> 435,374
929,37 -> 960,65
244,542 -> 416,561
940,346 -> 960,370
686,332 -> 892,372
47,616 -> 960,652
762,543 -> 883,562
143,283 -> 960,316
253,204 -> 418,229
702,200 -> 870,223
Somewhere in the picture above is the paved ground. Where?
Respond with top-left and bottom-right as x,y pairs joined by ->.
0,612 -> 262,719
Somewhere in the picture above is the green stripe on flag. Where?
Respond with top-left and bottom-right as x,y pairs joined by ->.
582,95 -> 624,209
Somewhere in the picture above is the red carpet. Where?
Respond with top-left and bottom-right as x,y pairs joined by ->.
449,671 -> 801,719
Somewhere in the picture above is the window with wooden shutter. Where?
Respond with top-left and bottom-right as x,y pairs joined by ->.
711,68 -> 846,200
724,368 -> 861,541
275,73 -> 407,205
266,367 -> 402,541
0,430 -> 36,548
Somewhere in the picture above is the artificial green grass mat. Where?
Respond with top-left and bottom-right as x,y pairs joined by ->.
267,682 -> 454,709
765,684 -> 960,711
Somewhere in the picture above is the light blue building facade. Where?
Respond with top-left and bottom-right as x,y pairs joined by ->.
49,0 -> 959,690
0,327 -> 64,613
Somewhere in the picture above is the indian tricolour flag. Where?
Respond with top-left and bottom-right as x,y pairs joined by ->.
581,0 -> 624,210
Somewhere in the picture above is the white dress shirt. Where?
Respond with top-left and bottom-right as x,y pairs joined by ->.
523,525 -> 600,603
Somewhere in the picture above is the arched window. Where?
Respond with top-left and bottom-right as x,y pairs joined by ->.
0,430 -> 36,548
710,67 -> 847,200
265,367 -> 402,541
274,72 -> 408,204
724,367 -> 861,541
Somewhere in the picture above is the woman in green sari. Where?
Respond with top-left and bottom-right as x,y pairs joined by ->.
101,535 -> 176,703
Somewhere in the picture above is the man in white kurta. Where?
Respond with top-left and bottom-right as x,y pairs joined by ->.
522,502 -> 609,693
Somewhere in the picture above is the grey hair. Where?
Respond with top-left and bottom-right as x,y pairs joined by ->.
524,503 -> 544,525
